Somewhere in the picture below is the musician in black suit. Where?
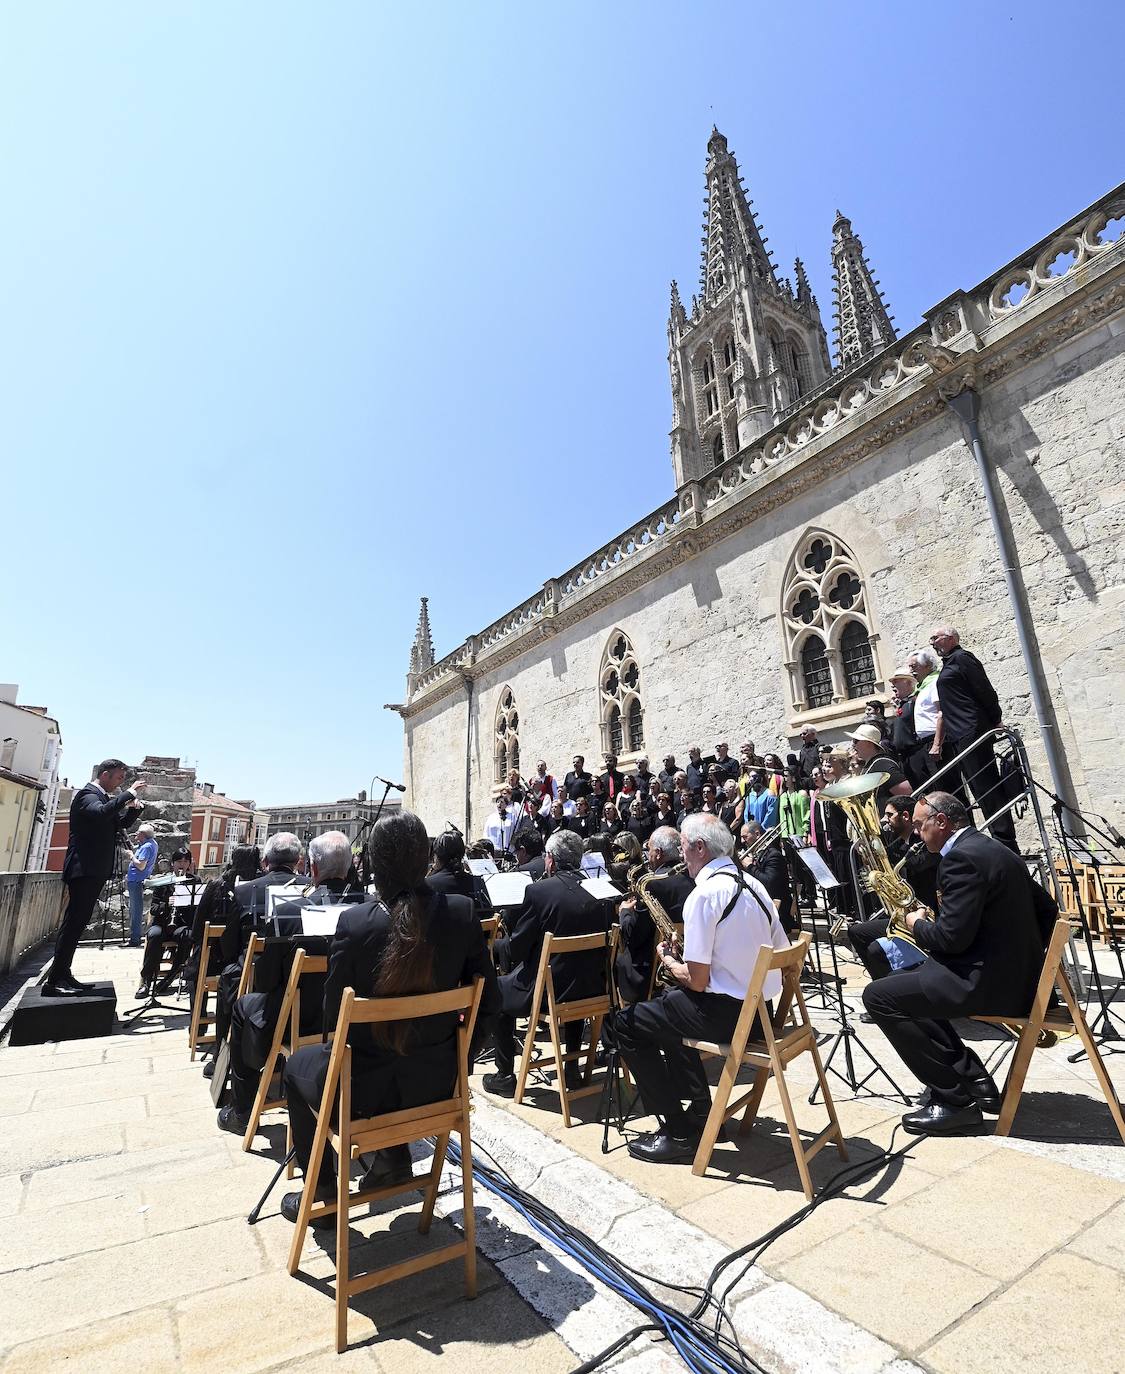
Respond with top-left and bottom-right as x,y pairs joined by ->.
513,829 -> 546,880
615,826 -> 693,1004
740,821 -> 798,936
863,791 -> 1054,1134
135,847 -> 199,998
483,829 -> 613,1095
210,833 -> 303,1060
849,798 -> 941,979
218,832 -> 362,1133
425,830 -> 493,916
46,760 -> 147,995
280,813 -> 499,1222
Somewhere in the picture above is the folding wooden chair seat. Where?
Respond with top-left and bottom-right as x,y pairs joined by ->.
685,933 -> 847,1199
972,917 -> 1125,1140
242,949 -> 328,1152
514,927 -> 618,1127
188,922 -> 225,1059
287,978 -> 485,1353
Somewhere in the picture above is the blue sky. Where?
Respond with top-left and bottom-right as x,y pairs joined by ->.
3,2 -> 1122,805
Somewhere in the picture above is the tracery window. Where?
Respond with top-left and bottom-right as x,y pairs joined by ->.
712,432 -> 725,468
780,530 -> 882,714
494,687 -> 519,785
700,351 -> 718,417
600,631 -> 644,757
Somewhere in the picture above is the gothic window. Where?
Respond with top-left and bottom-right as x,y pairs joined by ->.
721,336 -> 736,401
801,636 -> 833,710
600,630 -> 644,757
840,620 -> 876,699
700,351 -> 718,417
494,687 -> 519,785
789,339 -> 813,397
780,530 -> 882,714
712,433 -> 724,468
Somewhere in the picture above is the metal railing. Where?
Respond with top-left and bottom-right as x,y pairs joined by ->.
0,872 -> 65,976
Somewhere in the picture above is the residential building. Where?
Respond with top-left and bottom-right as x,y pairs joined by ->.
0,684 -> 62,871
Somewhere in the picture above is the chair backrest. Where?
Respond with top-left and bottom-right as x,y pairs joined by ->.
286,949 -> 329,1044
1029,917 -> 1072,1021
237,933 -> 263,999
727,932 -> 812,1061
480,916 -> 500,950
536,927 -> 618,1013
323,978 -> 486,1119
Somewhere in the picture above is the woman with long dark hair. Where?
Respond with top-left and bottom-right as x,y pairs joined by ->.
280,812 -> 499,1223
427,828 -> 493,917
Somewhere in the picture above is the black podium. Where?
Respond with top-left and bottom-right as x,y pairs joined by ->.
8,981 -> 117,1046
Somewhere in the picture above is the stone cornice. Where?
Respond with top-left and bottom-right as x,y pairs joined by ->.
401,187 -> 1125,719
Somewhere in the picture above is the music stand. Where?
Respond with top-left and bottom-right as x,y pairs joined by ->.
121,878 -> 201,1026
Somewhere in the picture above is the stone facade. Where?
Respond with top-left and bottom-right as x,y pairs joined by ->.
125,756 -> 196,864
394,146 -> 1125,841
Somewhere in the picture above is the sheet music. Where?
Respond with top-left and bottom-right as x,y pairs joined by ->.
466,858 -> 498,877
580,853 -> 607,878
266,885 -> 306,918
299,905 -> 352,937
580,876 -> 622,901
484,871 -> 532,907
791,846 -> 840,888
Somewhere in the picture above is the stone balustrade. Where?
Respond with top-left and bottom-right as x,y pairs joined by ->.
0,872 -> 64,976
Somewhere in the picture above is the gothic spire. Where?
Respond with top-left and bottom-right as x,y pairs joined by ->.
668,278 -> 687,334
831,210 -> 896,370
699,127 -> 776,305
409,596 -> 434,675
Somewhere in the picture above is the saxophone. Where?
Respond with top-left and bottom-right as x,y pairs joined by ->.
820,773 -> 927,949
629,861 -> 686,982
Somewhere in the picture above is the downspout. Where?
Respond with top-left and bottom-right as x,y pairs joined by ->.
943,383 -> 1078,829
458,668 -> 474,837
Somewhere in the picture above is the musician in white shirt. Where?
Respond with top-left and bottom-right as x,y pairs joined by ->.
484,795 -> 520,855
603,813 -> 789,1163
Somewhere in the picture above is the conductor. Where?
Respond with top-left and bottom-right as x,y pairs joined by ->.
46,759 -> 147,996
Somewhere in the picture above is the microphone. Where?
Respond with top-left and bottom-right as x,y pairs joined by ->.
375,776 -> 406,792
446,820 -> 463,835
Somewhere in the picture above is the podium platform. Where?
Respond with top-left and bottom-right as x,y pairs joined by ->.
8,980 -> 118,1047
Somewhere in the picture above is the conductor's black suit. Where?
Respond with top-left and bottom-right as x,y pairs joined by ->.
50,782 -> 141,983
491,869 -> 612,1076
284,889 -> 499,1191
863,828 -> 1053,1101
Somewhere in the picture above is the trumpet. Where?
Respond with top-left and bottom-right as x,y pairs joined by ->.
820,773 -> 927,949
736,823 -> 782,869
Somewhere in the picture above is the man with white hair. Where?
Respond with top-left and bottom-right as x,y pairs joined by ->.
125,822 -> 159,947
604,813 -> 790,1163
929,624 -> 1018,850
614,826 -> 694,1003
218,831 -> 361,1135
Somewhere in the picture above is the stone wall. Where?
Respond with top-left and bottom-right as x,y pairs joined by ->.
403,313 -> 1125,838
125,756 -> 196,864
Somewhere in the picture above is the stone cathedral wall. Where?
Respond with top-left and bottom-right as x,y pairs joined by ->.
403,314 -> 1125,839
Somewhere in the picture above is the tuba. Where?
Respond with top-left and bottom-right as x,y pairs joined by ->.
820,772 -> 927,949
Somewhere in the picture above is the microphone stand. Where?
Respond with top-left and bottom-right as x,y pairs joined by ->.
353,781 -> 396,889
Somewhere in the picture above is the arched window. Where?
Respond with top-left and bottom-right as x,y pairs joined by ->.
780,530 -> 882,714
800,635 -> 833,710
699,350 -> 718,417
840,620 -> 876,699
600,630 -> 644,758
494,687 -> 519,785
788,339 -> 813,397
712,432 -> 725,468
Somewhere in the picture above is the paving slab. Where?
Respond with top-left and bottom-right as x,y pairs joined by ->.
0,1305 -> 180,1374
923,1250 -> 1125,1374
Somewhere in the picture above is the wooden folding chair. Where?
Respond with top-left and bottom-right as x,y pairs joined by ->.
685,933 -> 847,1199
287,978 -> 485,1353
237,933 -> 263,1000
514,927 -> 618,1127
242,949 -> 328,1152
480,916 -> 500,951
188,922 -> 225,1059
972,917 -> 1125,1140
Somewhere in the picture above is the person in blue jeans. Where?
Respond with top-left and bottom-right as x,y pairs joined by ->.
126,824 -> 159,945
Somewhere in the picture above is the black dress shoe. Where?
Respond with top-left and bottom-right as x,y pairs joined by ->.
280,1185 -> 336,1225
55,972 -> 94,992
217,1104 -> 250,1135
359,1145 -> 414,1191
483,1071 -> 516,1096
967,1072 -> 1002,1115
134,982 -> 151,1001
902,1099 -> 983,1136
564,1063 -> 586,1092
627,1128 -> 700,1164
41,981 -> 82,998
202,1059 -> 216,1079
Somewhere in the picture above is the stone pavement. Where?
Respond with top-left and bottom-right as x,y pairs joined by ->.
2,936 -> 1125,1374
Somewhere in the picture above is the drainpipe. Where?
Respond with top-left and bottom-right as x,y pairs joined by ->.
457,669 -> 474,837
943,385 -> 1077,828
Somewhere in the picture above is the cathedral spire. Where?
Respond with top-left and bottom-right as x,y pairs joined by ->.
831,210 -> 896,370
409,596 -> 434,675
699,127 -> 776,304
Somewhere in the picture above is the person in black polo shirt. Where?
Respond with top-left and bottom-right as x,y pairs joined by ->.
564,755 -> 593,801
848,725 -> 911,812
930,624 -> 1017,851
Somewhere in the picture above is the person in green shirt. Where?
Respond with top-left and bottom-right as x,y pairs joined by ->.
778,767 -> 810,838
